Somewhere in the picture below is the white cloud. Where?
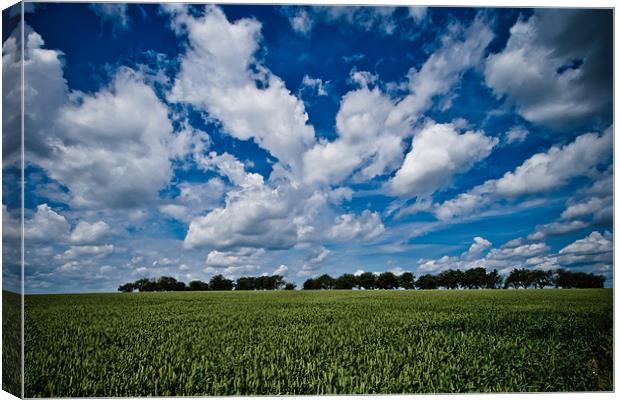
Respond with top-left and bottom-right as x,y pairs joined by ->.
504,126 -> 529,144
408,7 -> 428,23
434,126 -> 612,220
289,9 -> 312,34
184,174 -> 313,250
50,69 -> 177,208
388,121 -> 497,198
166,5 -> 315,173
528,220 -> 588,241
463,236 -> 492,259
56,245 -> 114,262
417,236 -> 550,275
160,178 -> 227,223
89,4 -> 130,30
273,264 -> 289,276
205,248 -> 264,268
6,27 -> 193,209
69,221 -> 110,245
299,75 -> 328,97
485,9 -> 612,129
390,16 -> 494,124
24,204 -> 70,242
327,210 -> 384,242
561,195 -> 613,224
302,16 -> 493,188
3,27 -> 67,166
557,231 -> 612,267
495,127 -> 612,197
286,6 -> 428,37
303,86 -> 407,185
348,69 -> 378,88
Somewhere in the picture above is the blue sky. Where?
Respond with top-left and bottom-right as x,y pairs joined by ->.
2,3 -> 613,293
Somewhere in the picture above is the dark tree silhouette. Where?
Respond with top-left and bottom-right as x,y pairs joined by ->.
416,274 -> 439,290
235,277 -> 256,291
485,269 -> 502,289
505,268 -> 533,289
316,274 -> 335,290
376,272 -> 399,289
530,270 -> 554,289
555,269 -> 605,288
303,278 -> 319,290
188,280 -> 209,291
398,272 -> 416,289
463,268 -> 487,289
118,282 -> 134,292
209,274 -> 234,291
334,274 -> 357,289
356,272 -> 377,290
437,269 -> 463,289
284,282 -> 296,290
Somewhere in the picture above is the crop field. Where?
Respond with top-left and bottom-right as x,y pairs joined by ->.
24,289 -> 612,396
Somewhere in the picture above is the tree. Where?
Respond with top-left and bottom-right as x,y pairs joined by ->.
485,269 -> 502,289
156,276 -> 185,291
463,268 -> 487,289
416,274 -> 439,290
316,274 -> 335,290
530,270 -> 553,289
303,278 -> 320,290
209,274 -> 234,291
133,278 -> 157,292
437,269 -> 463,290
356,272 -> 376,290
118,282 -> 134,292
505,268 -> 533,289
188,280 -> 209,291
376,272 -> 399,289
399,272 -> 416,289
269,275 -> 286,290
235,277 -> 256,291
334,274 -> 357,289
554,269 -> 605,288
284,282 -> 296,290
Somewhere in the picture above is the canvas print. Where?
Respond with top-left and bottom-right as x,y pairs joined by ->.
2,2 -> 614,397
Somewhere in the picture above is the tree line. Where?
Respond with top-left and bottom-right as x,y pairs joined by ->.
118,274 -> 296,292
303,268 -> 605,290
118,268 -> 605,293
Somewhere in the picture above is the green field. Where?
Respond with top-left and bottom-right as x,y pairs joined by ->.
24,289 -> 612,396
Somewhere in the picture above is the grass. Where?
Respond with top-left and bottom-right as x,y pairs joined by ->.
2,291 -> 22,397
24,289 -> 612,396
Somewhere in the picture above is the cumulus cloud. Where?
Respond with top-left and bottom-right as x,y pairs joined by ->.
69,221 -> 110,245
24,204 -> 70,243
4,26 -> 194,209
302,16 -> 493,188
160,178 -> 227,223
528,220 -> 589,241
56,245 -> 114,262
557,231 -> 612,267
327,210 -> 385,242
485,9 -> 612,129
388,121 -> 497,198
205,248 -> 264,268
50,69 -> 178,208
418,231 -> 612,279
435,126 -> 612,220
166,5 -> 315,174
273,264 -> 289,276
